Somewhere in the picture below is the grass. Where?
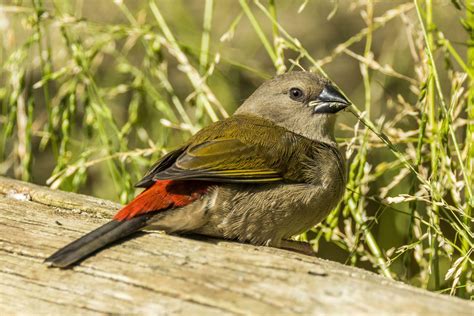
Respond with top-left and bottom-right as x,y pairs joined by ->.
0,0 -> 472,299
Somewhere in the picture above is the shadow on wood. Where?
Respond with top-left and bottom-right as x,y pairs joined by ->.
0,176 -> 472,314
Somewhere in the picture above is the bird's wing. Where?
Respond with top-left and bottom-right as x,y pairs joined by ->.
135,115 -> 311,186
152,138 -> 283,183
134,148 -> 186,188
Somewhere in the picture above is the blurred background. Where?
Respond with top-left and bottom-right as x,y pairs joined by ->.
0,0 -> 472,298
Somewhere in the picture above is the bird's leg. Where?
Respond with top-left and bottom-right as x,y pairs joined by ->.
279,240 -> 316,256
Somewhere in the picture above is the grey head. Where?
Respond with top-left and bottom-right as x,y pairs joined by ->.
236,72 -> 350,144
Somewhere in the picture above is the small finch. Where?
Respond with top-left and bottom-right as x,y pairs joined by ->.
45,72 -> 349,268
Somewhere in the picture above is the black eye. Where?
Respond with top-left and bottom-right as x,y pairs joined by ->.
289,88 -> 304,101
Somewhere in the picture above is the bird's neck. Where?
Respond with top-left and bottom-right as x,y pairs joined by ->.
274,114 -> 338,146
308,114 -> 337,145
235,107 -> 338,146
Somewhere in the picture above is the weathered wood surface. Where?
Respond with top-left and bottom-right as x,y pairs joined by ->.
0,176 -> 472,315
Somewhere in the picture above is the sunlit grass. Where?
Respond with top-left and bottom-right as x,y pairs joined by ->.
0,0 -> 472,299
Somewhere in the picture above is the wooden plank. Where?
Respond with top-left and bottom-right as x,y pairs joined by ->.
0,176 -> 472,314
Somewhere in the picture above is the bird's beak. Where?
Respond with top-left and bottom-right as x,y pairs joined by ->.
310,84 -> 351,114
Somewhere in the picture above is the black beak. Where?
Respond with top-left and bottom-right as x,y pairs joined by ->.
311,84 -> 350,114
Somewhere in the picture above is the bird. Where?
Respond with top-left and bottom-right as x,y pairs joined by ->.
45,71 -> 350,268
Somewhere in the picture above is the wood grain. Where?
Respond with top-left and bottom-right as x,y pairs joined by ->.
0,176 -> 472,315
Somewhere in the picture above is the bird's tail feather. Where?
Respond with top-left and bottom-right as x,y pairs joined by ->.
44,215 -> 150,268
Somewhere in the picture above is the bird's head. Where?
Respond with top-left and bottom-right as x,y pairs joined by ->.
236,72 -> 350,144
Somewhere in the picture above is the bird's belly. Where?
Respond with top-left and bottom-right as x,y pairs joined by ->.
194,182 -> 341,246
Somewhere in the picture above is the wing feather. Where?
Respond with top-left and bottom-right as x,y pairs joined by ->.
135,148 -> 186,188
135,115 -> 326,186
153,139 -> 283,182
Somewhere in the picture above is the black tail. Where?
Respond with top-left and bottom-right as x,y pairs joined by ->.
44,215 -> 150,268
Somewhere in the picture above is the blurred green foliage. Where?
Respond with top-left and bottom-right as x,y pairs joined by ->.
0,0 -> 472,298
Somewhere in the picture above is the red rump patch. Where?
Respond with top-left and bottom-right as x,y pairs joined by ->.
113,180 -> 209,221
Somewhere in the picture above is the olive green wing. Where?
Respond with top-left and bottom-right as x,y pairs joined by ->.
134,147 -> 187,188
135,115 -> 316,185
152,138 -> 284,183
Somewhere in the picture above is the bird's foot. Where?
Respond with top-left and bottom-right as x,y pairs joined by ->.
279,240 -> 316,256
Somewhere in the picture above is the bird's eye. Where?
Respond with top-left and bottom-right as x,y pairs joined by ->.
289,88 -> 304,101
